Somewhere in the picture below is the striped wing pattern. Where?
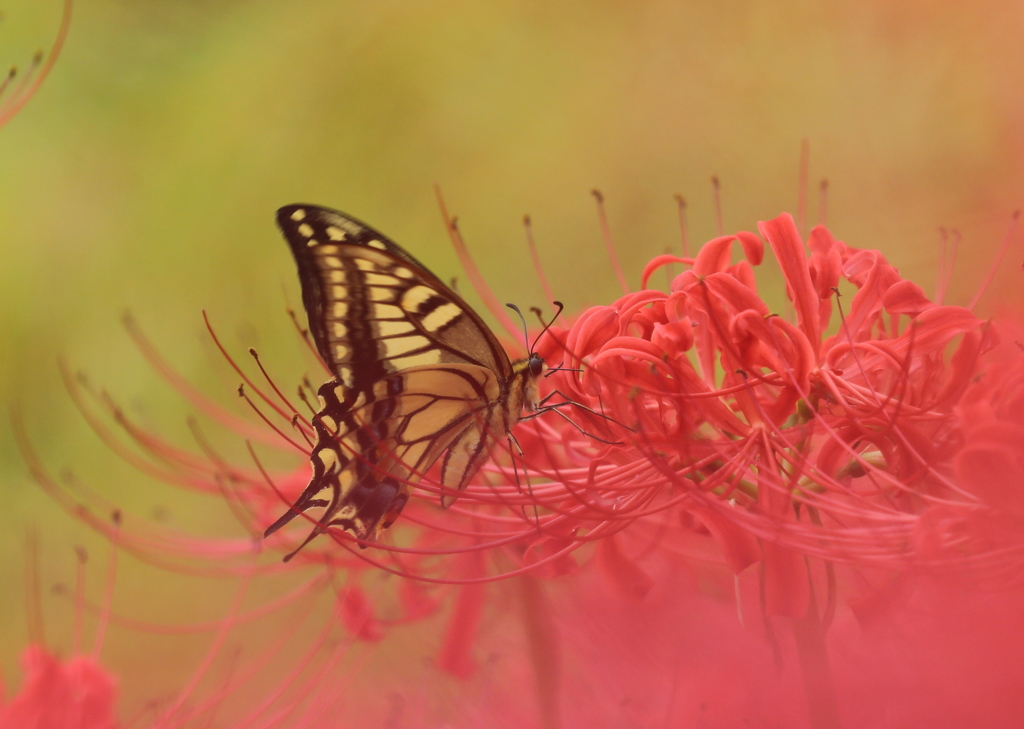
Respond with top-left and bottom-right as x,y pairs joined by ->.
265,204 -> 521,554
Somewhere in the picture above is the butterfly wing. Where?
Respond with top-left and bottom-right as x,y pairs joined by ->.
266,204 -> 517,552
263,363 -> 505,554
277,204 -> 513,386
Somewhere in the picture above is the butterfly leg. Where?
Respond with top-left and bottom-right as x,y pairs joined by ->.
526,404 -> 624,445
506,431 -> 541,529
536,388 -> 632,430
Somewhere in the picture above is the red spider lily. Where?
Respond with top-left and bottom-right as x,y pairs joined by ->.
0,647 -> 119,729
505,212 -> 1024,598
32,200 -> 1023,597
446,196 -> 1024,726
0,506 -> 412,727
20,179 -> 1024,727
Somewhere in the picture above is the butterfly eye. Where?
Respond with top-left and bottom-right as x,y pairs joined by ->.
528,355 -> 545,377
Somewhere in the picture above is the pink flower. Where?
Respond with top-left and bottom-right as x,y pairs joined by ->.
520,212 -> 1022,598
22,183 -> 1024,727
0,648 -> 119,729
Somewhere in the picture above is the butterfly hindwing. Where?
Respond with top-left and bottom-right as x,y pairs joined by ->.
263,364 -> 503,550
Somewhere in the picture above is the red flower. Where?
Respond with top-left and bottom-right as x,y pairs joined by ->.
520,212 -> 1020,603
0,647 -> 119,729
21,192 -> 1024,727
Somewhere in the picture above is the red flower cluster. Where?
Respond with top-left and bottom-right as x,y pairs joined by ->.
15,202 -> 1024,727
512,211 -> 1022,616
0,648 -> 118,729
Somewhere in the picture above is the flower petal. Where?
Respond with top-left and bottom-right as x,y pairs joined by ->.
758,213 -> 820,354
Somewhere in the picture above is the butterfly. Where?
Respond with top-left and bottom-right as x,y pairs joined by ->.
263,203 -> 551,559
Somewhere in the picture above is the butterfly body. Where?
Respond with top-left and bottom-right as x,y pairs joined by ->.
264,204 -> 544,556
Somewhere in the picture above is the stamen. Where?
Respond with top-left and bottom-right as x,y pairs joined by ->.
0,0 -> 72,129
507,431 -> 542,529
711,175 -> 724,236
435,184 -> 526,347
591,189 -> 629,294
969,210 -> 1020,311
124,312 -> 272,443
91,515 -> 120,659
24,528 -> 46,646
249,347 -> 312,432
936,228 -> 960,306
0,66 -> 17,102
734,573 -> 744,627
237,384 -> 309,454
674,193 -> 690,258
72,545 -> 87,654
797,137 -> 810,239
204,312 -> 299,428
295,382 -> 318,417
287,307 -> 329,373
936,227 -> 949,304
290,413 -> 314,448
523,214 -> 556,308
187,416 -> 264,530
154,568 -> 255,726
818,179 -> 829,226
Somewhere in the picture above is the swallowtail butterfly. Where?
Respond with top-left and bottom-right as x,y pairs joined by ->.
264,204 -> 547,559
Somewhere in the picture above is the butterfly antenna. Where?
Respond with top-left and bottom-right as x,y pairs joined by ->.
531,301 -> 564,352
505,303 -> 531,353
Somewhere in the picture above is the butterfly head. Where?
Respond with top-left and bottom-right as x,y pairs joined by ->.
528,352 -> 545,378
523,352 -> 547,411
507,302 -> 564,412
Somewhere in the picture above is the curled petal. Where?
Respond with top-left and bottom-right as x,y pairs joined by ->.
904,306 -> 984,354
883,279 -> 937,317
694,235 -> 743,275
726,259 -> 759,293
652,319 -> 694,353
703,271 -> 770,316
566,306 -> 619,364
735,230 -> 764,266
759,214 -> 821,354
641,254 -> 691,290
807,224 -> 837,256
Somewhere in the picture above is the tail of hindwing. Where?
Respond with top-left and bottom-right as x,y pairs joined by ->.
263,377 -> 412,559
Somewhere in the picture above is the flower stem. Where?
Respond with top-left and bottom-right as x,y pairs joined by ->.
790,568 -> 842,729
519,576 -> 561,729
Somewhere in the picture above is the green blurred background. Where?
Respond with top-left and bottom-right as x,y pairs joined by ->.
2,0 -> 1024,717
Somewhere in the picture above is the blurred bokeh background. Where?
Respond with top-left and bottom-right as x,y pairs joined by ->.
3,0 -> 1024,720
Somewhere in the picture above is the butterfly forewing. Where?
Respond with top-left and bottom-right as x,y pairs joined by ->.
267,204 -> 530,556
277,205 -> 512,386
